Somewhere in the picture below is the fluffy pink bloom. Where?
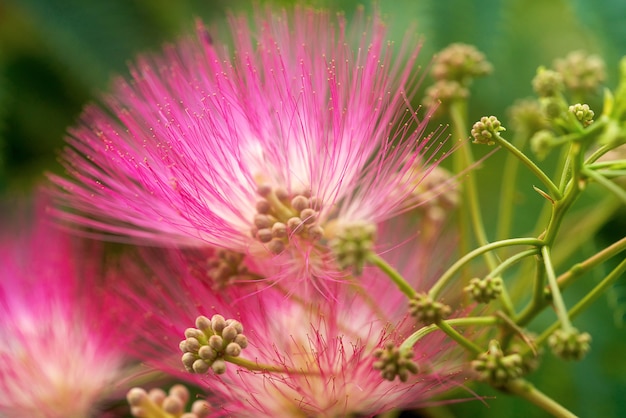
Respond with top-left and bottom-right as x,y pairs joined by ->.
114,235 -> 468,418
50,8 -> 444,291
0,199 -> 126,418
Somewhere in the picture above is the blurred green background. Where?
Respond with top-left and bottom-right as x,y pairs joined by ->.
0,0 -> 624,417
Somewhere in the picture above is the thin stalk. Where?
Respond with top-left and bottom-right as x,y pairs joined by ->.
428,238 -> 544,300
504,379 -> 578,418
535,257 -> 626,347
487,248 -> 539,279
226,355 -> 316,375
542,246 -> 574,331
436,319 -> 483,354
368,253 -> 416,299
556,235 -> 626,289
583,167 -> 626,205
450,100 -> 498,271
516,256 -> 546,326
497,131 -> 526,241
493,134 -> 562,199
400,316 -> 498,351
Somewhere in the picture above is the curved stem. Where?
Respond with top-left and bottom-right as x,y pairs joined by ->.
367,253 -> 416,299
487,248 -> 539,279
428,238 -> 544,299
436,319 -> 483,354
493,134 -> 563,199
504,379 -> 578,418
400,316 -> 498,351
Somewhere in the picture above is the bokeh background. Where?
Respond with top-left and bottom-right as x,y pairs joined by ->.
0,0 -> 624,417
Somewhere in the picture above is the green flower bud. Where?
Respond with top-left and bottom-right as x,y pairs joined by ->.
548,328 -> 592,361
431,43 -> 492,82
569,103 -> 595,127
554,51 -> 606,96
373,341 -> 420,382
471,340 -> 524,387
530,130 -> 557,160
532,68 -> 564,98
464,276 -> 503,304
471,116 -> 506,145
409,293 -> 451,324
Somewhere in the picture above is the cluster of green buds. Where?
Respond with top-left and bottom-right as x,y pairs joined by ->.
464,276 -> 503,304
569,103 -> 595,127
424,43 -> 492,115
471,340 -> 524,387
329,221 -> 376,275
548,328 -> 592,361
409,293 -> 451,324
471,116 -> 506,145
127,385 -> 209,418
373,341 -> 419,382
554,50 -> 606,97
180,314 -> 248,375
525,50 -> 607,158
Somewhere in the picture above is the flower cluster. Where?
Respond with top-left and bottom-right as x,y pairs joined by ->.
49,7 -> 446,297
0,198 -> 125,417
39,8 -> 474,417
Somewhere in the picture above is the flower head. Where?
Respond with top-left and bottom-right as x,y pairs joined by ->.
50,8 -> 445,292
0,196 -> 126,417
114,229 -> 467,418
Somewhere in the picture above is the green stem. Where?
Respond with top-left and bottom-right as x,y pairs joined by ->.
542,245 -> 573,331
535,257 -> 626,347
226,356 -> 315,374
368,253 -> 416,299
497,132 -> 526,241
583,167 -> 626,205
504,379 -> 578,418
487,248 -> 539,279
486,248 -> 538,317
450,100 -> 498,271
400,316 -> 498,351
436,319 -> 483,354
493,134 -> 563,199
517,256 -> 546,326
556,235 -> 626,289
428,238 -> 544,299
550,196 -> 622,268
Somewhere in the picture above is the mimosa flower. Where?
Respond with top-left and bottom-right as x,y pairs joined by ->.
50,8 -> 445,292
114,236 -> 468,418
0,199 -> 126,418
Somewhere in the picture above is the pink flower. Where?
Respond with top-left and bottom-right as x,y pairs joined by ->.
50,8 -> 444,291
114,237 -> 468,418
0,198 -> 126,418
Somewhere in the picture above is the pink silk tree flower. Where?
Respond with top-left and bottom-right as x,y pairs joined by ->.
114,241 -> 469,418
0,200 -> 126,418
49,8 -> 445,292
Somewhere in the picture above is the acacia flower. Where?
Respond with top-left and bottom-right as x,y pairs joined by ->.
50,8 -> 445,291
0,198 -> 126,418
114,230 -> 468,418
